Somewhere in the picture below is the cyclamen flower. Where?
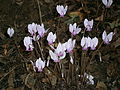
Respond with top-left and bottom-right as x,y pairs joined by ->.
7,28 -> 14,38
84,73 -> 94,85
64,38 -> 76,53
49,50 -> 59,62
28,23 -> 37,36
102,0 -> 113,8
81,36 -> 91,50
84,19 -> 93,31
23,36 -> 34,51
81,36 -> 98,50
47,32 -> 56,45
90,37 -> 99,50
102,30 -> 114,44
56,5 -> 68,17
35,58 -> 45,72
69,23 -> 81,36
49,43 -> 66,62
37,23 -> 47,38
55,42 -> 66,57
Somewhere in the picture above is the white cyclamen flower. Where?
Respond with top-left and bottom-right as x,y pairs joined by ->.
55,42 -> 66,57
65,38 -> 76,53
81,36 -> 91,50
102,0 -> 113,8
84,73 -> 94,85
69,23 -> 81,36
28,22 -> 37,36
47,32 -> 56,45
102,30 -> 114,44
37,23 -> 47,38
23,36 -> 34,51
90,37 -> 98,50
84,19 -> 93,31
49,50 -> 59,62
49,43 -> 66,62
81,36 -> 98,50
35,58 -> 45,72
7,28 -> 14,38
56,5 -> 68,17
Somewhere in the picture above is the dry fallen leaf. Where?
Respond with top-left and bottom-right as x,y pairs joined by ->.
95,14 -> 104,21
69,11 -> 85,21
96,81 -> 107,90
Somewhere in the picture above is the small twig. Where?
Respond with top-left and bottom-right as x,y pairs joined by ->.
0,66 -> 17,82
36,40 -> 45,60
36,0 -> 42,24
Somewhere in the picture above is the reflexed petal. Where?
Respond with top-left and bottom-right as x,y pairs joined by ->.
92,37 -> 98,47
90,37 -> 98,50
49,50 -> 59,62
84,19 -> 88,27
102,31 -> 107,41
69,24 -> 73,33
102,0 -> 108,6
108,0 -> 113,7
107,32 -> 113,42
89,19 -> 93,28
81,36 -> 86,47
87,36 -> 91,47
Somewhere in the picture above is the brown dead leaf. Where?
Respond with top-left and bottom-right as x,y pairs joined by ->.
96,81 -> 107,90
69,11 -> 85,21
95,15 -> 104,21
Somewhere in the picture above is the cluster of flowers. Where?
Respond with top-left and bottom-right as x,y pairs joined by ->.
7,0 -> 114,75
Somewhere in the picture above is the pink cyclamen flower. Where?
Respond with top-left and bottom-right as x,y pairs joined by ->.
35,58 -> 45,72
84,19 -> 93,31
37,23 -> 47,38
81,36 -> 98,50
56,5 -> 68,17
69,23 -> 81,36
23,36 -> 34,51
102,0 -> 113,8
47,32 -> 56,45
28,22 -> 37,36
65,38 -> 76,53
7,28 -> 14,38
102,30 -> 114,44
